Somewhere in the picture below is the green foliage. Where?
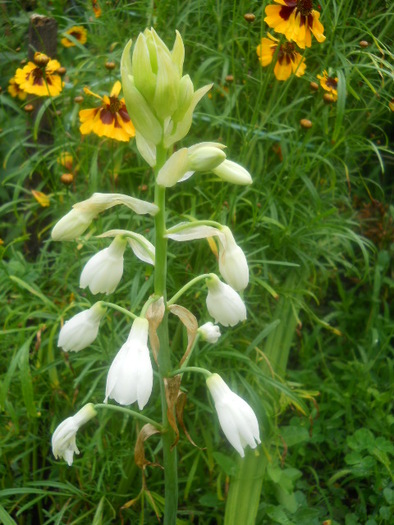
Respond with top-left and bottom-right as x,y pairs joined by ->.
0,0 -> 393,523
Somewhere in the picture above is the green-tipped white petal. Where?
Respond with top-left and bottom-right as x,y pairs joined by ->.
74,193 -> 158,216
105,317 -> 153,409
135,132 -> 157,167
51,208 -> 97,241
164,83 -> 213,148
58,302 -> 107,352
205,275 -> 246,327
156,148 -> 190,187
217,226 -> 249,291
52,403 -> 97,466
132,33 -> 156,103
166,222 -> 221,241
98,229 -> 155,266
206,374 -> 260,457
188,143 -> 226,171
171,30 -> 185,74
80,236 -> 127,295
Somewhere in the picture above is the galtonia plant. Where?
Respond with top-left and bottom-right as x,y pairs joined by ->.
51,28 -> 260,523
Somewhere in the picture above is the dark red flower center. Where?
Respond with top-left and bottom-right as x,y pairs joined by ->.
297,0 -> 313,16
280,0 -> 314,26
326,77 -> 338,89
32,67 -> 44,85
70,31 -> 82,41
278,42 -> 297,64
108,96 -> 121,114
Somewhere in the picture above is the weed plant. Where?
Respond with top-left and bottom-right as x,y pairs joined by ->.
0,1 -> 393,524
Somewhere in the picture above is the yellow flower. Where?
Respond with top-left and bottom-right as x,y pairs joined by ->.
257,34 -> 306,81
317,70 -> 338,101
92,0 -> 102,18
8,76 -> 27,100
32,190 -> 50,207
61,26 -> 87,48
79,81 -> 136,142
264,0 -> 325,49
14,55 -> 63,97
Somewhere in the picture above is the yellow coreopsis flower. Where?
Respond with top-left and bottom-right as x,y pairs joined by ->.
79,81 -> 136,142
317,70 -> 338,101
257,34 -> 306,81
14,53 -> 63,97
92,0 -> 102,18
264,0 -> 325,49
8,76 -> 27,100
61,26 -> 88,48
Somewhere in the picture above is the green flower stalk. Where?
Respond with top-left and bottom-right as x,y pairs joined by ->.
51,28 -> 257,525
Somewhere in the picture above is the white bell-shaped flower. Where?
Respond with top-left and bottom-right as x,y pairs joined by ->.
104,317 -> 153,409
57,302 -> 107,352
206,373 -> 260,457
80,236 -> 127,295
206,275 -> 247,327
217,226 -> 249,291
51,403 -> 97,466
198,322 -> 221,343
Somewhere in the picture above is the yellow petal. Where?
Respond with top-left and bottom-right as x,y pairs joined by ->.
32,190 -> 50,207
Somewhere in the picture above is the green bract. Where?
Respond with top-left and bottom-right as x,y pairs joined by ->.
121,28 -> 212,163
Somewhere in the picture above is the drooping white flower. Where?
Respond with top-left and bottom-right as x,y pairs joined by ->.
98,229 -> 155,266
57,302 -> 107,352
51,193 -> 158,242
105,317 -> 153,409
217,226 -> 249,291
80,236 -> 127,295
198,322 -> 221,343
206,373 -> 260,457
206,275 -> 247,327
51,403 -> 97,466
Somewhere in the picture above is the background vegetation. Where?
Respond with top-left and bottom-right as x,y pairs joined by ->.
1,0 -> 393,524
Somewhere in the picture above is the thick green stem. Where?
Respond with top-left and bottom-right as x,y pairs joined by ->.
154,145 -> 178,525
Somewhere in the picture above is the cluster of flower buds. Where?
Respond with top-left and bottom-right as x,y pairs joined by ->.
51,28 -> 261,466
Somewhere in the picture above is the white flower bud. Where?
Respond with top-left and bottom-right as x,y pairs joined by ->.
80,236 -> 127,295
57,302 -> 106,352
187,143 -> 226,172
206,373 -> 261,457
217,226 -> 249,291
206,275 -> 247,327
105,317 -> 153,409
212,159 -> 252,185
198,322 -> 221,343
51,403 -> 97,466
51,208 -> 96,241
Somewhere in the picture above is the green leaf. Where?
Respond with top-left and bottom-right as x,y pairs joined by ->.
280,425 -> 310,447
0,505 -> 17,525
18,337 -> 37,418
92,496 -> 105,525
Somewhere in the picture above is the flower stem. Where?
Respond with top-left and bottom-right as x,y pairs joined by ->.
167,273 -> 214,306
99,301 -> 137,320
94,403 -> 162,429
170,366 -> 212,378
154,144 -> 178,525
